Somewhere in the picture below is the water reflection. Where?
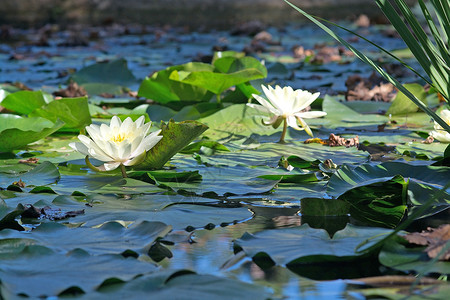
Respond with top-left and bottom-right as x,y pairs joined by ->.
159,201 -> 363,298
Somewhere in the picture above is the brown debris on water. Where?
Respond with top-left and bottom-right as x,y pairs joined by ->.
12,179 -> 26,188
18,157 -> 39,164
22,204 -> 85,221
403,224 -> 450,261
53,82 -> 87,98
328,133 -> 359,147
345,72 -> 396,101
304,134 -> 359,148
422,135 -> 434,144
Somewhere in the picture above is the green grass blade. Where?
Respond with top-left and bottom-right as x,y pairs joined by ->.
283,0 -> 450,132
430,0 -> 450,40
377,0 -> 449,101
375,0 -> 432,75
417,0 -> 450,66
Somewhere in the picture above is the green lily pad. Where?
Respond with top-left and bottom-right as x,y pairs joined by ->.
0,90 -> 48,115
138,62 -> 213,103
71,58 -> 137,88
29,96 -> 91,131
170,56 -> 266,95
0,221 -> 171,255
0,245 -> 157,298
235,224 -> 393,265
0,161 -> 60,189
81,270 -> 272,300
386,83 -> 427,115
323,95 -> 388,128
0,115 -> 64,153
379,236 -> 450,275
138,120 -> 209,170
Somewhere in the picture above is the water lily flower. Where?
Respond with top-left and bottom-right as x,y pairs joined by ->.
429,109 -> 450,143
247,85 -> 327,143
69,116 -> 162,177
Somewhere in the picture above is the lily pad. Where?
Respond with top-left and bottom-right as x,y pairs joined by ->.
0,221 -> 171,255
379,236 -> 450,275
81,270 -> 272,300
0,115 -> 64,153
0,161 -> 60,189
71,58 -> 137,88
234,224 -> 393,265
29,96 -> 91,130
0,90 -> 48,115
138,120 -> 209,170
138,62 -> 213,103
0,245 -> 157,298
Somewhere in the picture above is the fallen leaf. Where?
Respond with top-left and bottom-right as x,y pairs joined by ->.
403,225 -> 450,261
18,157 -> 39,164
53,82 -> 87,98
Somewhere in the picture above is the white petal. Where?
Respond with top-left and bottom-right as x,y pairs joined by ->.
119,142 -> 132,160
120,117 -> 134,133
104,162 -> 121,171
246,103 -> 272,114
135,116 -> 146,127
124,151 -> 147,166
262,85 -> 285,113
110,116 -> 122,129
295,111 -> 327,119
78,135 -> 112,161
295,91 -> 320,112
286,115 -> 303,130
251,94 -> 280,115
69,142 -> 90,156
430,130 -> 450,143
262,115 -> 282,126
296,116 -> 313,137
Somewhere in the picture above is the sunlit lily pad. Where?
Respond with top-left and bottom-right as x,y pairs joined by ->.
0,115 -> 64,153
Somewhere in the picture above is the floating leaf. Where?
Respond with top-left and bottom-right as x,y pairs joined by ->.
0,246 -> 157,298
0,221 -> 171,255
0,115 -> 64,153
138,62 -> 213,103
71,58 -> 137,87
138,120 -> 208,170
0,161 -> 60,189
30,97 -> 91,130
1,90 -> 47,115
235,224 -> 393,266
386,83 -> 428,115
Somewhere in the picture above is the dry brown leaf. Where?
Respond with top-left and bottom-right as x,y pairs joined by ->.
404,224 -> 450,261
345,73 -> 396,102
12,179 -> 26,188
53,82 -> 87,98
18,157 -> 39,164
328,133 -> 359,147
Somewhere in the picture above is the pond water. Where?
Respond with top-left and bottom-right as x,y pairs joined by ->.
0,15 -> 449,299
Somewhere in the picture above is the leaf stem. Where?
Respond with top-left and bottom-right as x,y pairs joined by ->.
279,118 -> 288,143
120,164 -> 128,178
85,156 -> 102,172
216,93 -> 221,104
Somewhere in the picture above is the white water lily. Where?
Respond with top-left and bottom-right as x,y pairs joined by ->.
247,85 -> 327,143
429,109 -> 450,143
69,116 -> 162,176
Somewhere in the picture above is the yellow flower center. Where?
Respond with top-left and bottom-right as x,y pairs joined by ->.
111,133 -> 126,143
